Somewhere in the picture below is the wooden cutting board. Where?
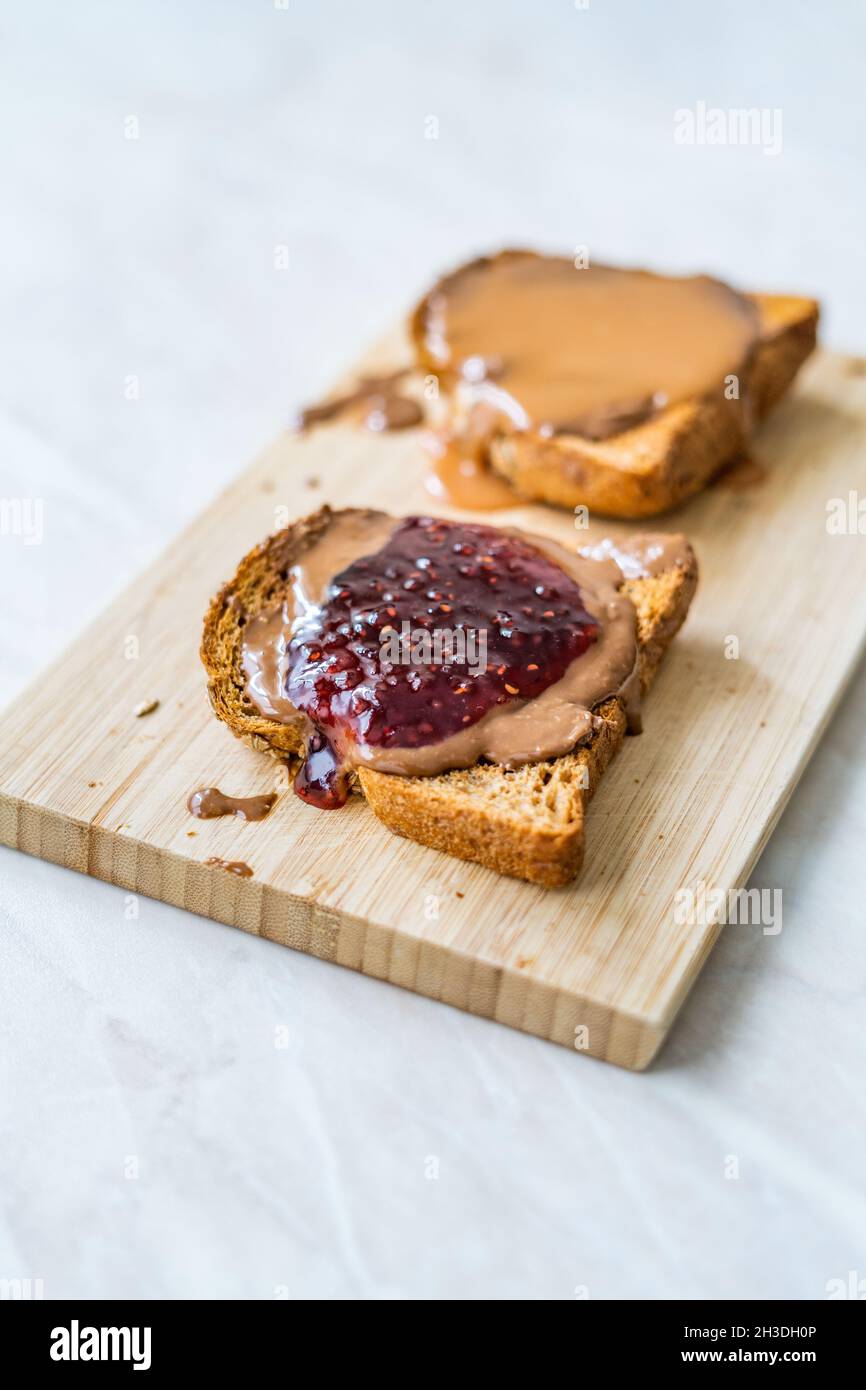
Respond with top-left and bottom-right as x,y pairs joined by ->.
2,335 -> 865,1069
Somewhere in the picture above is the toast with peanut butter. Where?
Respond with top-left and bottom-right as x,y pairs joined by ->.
411,250 -> 818,518
201,506 -> 697,886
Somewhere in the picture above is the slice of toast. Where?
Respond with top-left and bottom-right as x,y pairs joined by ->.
202,507 -> 698,887
410,255 -> 819,518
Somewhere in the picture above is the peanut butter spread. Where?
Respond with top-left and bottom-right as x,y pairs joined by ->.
240,510 -> 690,804
187,787 -> 277,821
295,370 -> 423,433
414,251 -> 760,442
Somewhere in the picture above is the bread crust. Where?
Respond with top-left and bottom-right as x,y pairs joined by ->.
410,252 -> 819,518
201,508 -> 698,886
201,508 -> 335,759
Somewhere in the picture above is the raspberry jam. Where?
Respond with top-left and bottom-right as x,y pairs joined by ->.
288,516 -> 600,808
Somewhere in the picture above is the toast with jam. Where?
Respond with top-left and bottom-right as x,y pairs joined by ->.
201,507 -> 697,886
410,250 -> 818,518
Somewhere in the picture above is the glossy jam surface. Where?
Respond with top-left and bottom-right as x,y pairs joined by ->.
288,516 -> 600,808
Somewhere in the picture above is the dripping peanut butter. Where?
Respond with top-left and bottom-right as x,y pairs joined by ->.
295,370 -> 423,434
187,787 -> 277,821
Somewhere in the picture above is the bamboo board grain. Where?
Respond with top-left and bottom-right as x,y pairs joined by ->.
2,337 -> 866,1069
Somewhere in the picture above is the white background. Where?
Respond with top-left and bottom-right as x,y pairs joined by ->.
1,0 -> 864,1299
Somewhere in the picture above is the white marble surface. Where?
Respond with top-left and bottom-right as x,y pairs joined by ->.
1,1 -> 865,1300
